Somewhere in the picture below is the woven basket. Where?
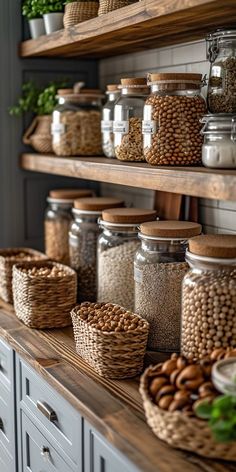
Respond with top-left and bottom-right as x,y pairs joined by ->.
0,248 -> 47,304
63,2 -> 98,28
13,261 -> 77,329
98,0 -> 136,15
23,115 -> 53,154
140,365 -> 236,461
71,304 -> 149,379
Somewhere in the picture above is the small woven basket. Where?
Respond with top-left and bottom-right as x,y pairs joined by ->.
13,261 -> 77,329
0,248 -> 47,304
98,0 -> 136,15
63,2 -> 98,28
140,365 -> 236,461
71,303 -> 149,379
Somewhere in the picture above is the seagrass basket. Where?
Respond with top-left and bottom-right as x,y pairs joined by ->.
13,261 -> 77,329
98,0 -> 136,15
63,2 -> 98,28
140,365 -> 236,461
0,248 -> 47,304
23,116 -> 53,154
71,302 -> 149,379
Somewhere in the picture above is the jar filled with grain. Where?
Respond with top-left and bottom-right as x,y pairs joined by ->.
134,221 -> 202,352
182,234 -> 236,360
201,114 -> 236,168
97,208 -> 157,311
143,73 -> 206,165
206,29 -> 236,113
101,84 -> 120,158
69,197 -> 124,303
113,77 -> 149,161
44,188 -> 94,265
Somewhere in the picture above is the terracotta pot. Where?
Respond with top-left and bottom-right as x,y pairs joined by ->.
23,115 -> 53,154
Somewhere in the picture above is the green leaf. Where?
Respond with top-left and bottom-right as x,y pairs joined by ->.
195,401 -> 213,419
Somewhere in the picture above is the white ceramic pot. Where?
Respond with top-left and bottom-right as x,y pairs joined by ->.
29,18 -> 45,39
43,12 -> 64,34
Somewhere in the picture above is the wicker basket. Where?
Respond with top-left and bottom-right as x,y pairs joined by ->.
13,261 -> 77,329
71,303 -> 149,379
23,115 -> 53,154
98,0 -> 136,15
0,248 -> 48,304
63,2 -> 98,28
140,365 -> 236,461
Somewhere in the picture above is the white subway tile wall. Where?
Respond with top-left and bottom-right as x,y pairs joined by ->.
99,40 -> 236,234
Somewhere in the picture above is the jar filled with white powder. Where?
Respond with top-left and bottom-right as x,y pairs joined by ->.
201,114 -> 236,168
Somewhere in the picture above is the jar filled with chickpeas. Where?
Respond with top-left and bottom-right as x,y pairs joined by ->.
142,73 -> 207,165
182,234 -> 236,360
101,84 -> 120,158
113,78 -> 149,161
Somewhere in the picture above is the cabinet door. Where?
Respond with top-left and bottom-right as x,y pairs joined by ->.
0,441 -> 14,472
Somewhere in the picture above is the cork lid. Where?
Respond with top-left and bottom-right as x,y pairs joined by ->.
57,88 -> 73,96
189,234 -> 236,258
140,221 -> 202,238
102,208 -> 157,224
74,197 -> 124,212
49,189 -> 93,200
120,77 -> 147,86
148,73 -> 202,82
107,84 -> 119,92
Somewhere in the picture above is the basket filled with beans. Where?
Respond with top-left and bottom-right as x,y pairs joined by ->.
71,302 -> 149,379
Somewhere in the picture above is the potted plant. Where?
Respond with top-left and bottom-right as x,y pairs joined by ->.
63,0 -> 99,28
38,0 -> 64,34
22,0 -> 45,39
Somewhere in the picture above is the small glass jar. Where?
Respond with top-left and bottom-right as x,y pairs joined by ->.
101,84 -> 120,158
206,29 -> 236,113
113,77 -> 149,161
97,208 -> 157,311
182,234 -> 236,360
201,114 -> 236,168
69,197 -> 124,303
134,221 -> 202,352
143,73 -> 206,165
44,188 -> 93,265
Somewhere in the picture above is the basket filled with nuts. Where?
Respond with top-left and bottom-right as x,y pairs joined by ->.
71,302 -> 149,379
12,261 -> 77,329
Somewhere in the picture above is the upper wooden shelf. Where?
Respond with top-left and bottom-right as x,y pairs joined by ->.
21,153 -> 236,201
20,0 -> 236,58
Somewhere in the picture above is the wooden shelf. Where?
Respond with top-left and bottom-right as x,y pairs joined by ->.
21,153 -> 236,201
20,0 -> 236,58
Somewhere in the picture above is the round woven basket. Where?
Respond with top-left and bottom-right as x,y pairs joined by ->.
63,2 -> 98,28
98,0 -> 136,15
0,248 -> 47,304
13,261 -> 77,329
71,304 -> 149,379
23,115 -> 53,154
140,365 -> 236,461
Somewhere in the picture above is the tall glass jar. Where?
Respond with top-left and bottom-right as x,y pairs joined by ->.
69,197 -> 124,303
113,77 -> 149,161
143,73 -> 206,165
101,84 -> 120,158
51,86 -> 103,156
182,234 -> 236,360
97,208 -> 157,311
134,221 -> 202,352
206,29 -> 236,113
201,114 -> 236,168
44,188 -> 93,265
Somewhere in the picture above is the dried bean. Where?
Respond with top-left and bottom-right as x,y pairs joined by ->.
115,117 -> 144,162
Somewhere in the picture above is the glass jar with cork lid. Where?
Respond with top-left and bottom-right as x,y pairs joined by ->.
134,221 -> 202,352
101,84 -> 120,158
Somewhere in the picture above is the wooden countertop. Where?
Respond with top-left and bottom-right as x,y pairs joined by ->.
0,299 -> 234,472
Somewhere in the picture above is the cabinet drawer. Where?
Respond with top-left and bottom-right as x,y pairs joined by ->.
0,339 -> 13,391
0,384 -> 14,457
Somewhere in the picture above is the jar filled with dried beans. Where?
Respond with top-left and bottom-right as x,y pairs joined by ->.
134,221 -> 202,352
143,73 -> 206,165
113,77 -> 149,161
182,234 -> 236,360
69,197 -> 124,303
97,208 -> 157,311
44,188 -> 93,265
101,84 -> 120,158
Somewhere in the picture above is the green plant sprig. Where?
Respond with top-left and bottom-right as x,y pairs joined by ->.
22,0 -> 42,20
37,0 -> 65,14
196,395 -> 236,443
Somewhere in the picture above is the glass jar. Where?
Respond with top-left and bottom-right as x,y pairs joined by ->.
182,234 -> 236,360
143,73 -> 206,165
51,86 -> 103,156
101,84 -> 120,158
134,221 -> 202,352
69,197 -> 124,303
201,114 -> 236,168
206,29 -> 236,113
44,188 -> 93,265
113,77 -> 149,161
97,208 -> 157,311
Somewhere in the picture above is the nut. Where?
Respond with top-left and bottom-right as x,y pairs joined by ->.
158,395 -> 174,410
155,385 -> 176,402
176,356 -> 188,370
170,368 -> 182,386
168,397 -> 190,412
149,377 -> 168,397
161,359 -> 177,376
198,382 -> 215,398
174,390 -> 191,401
176,365 -> 204,391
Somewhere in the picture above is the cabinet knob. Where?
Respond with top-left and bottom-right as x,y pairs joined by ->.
37,400 -> 57,422
41,446 -> 50,462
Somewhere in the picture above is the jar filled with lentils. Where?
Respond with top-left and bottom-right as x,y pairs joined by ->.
101,84 -> 120,158
97,208 -> 157,311
44,188 -> 93,265
134,221 -> 202,352
113,77 -> 149,162
143,73 -> 206,165
69,197 -> 124,303
182,234 -> 236,360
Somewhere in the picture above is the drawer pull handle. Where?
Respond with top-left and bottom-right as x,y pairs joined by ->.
41,446 -> 51,462
0,418 -> 3,431
37,401 -> 57,422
